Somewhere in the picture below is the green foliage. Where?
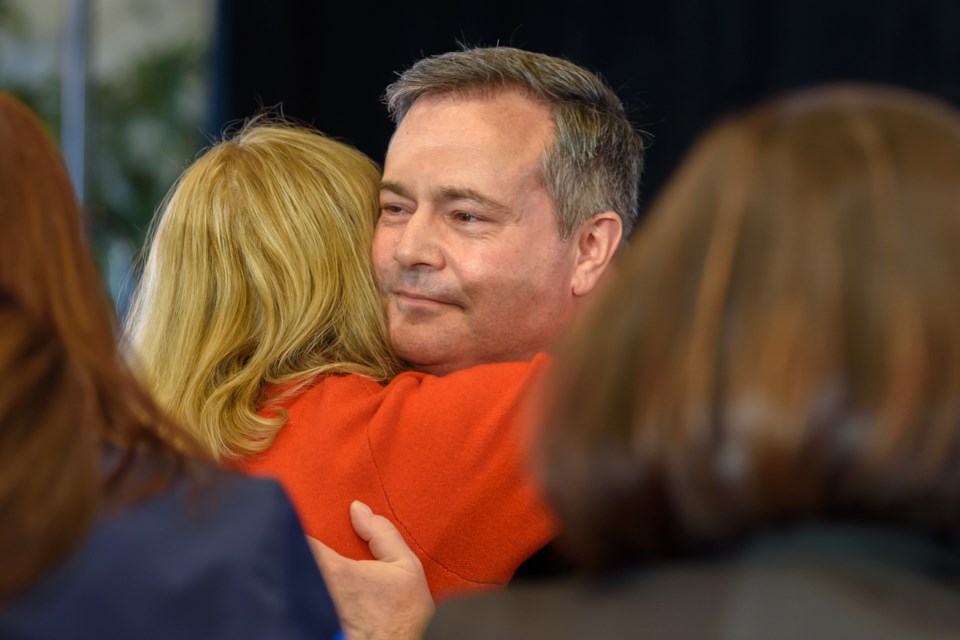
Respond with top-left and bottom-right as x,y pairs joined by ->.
0,0 -> 28,35
86,41 -> 208,259
0,6 -> 208,311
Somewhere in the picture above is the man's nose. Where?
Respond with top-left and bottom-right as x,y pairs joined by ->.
394,209 -> 445,270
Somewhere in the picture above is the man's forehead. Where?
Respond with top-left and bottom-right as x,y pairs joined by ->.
381,90 -> 555,212
387,90 -> 554,151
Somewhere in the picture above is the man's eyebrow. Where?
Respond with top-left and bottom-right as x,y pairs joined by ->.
437,186 -> 509,214
379,180 -> 413,200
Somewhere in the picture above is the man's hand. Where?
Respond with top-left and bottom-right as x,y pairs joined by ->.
308,500 -> 435,640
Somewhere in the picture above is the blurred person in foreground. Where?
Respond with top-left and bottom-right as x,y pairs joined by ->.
0,92 -> 430,640
425,84 -> 960,638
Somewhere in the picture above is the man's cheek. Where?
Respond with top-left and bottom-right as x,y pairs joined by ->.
370,234 -> 394,269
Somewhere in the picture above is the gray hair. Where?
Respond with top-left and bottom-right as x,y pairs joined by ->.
384,46 -> 645,241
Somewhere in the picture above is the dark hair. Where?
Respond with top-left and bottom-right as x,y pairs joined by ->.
540,84 -> 960,571
0,93 -> 196,596
384,46 -> 645,240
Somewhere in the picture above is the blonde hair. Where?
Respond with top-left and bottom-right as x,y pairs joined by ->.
125,120 -> 402,461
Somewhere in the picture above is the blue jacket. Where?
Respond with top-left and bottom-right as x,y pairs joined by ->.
1,469 -> 340,639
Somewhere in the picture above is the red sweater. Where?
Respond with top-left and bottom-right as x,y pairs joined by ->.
238,354 -> 558,601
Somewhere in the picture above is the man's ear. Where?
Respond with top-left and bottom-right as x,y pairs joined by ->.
571,211 -> 622,297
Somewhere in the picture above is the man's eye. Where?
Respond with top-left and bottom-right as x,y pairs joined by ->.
380,204 -> 407,216
452,211 -> 480,223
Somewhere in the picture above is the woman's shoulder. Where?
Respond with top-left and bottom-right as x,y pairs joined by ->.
108,464 -> 294,540
0,466 -> 339,640
261,372 -> 389,417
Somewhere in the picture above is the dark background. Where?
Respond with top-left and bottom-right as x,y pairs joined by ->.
210,0 -> 960,233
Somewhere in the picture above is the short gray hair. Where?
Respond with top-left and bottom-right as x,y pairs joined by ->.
384,46 -> 645,241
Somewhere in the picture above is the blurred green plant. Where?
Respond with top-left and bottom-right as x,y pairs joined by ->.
0,0 -> 27,33
0,0 -> 59,134
0,5 -> 208,314
87,43 -> 207,270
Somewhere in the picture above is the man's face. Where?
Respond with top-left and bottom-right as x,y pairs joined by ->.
373,90 -> 581,375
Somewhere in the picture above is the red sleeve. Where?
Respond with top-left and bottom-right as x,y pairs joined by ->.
241,354 -> 559,600
366,353 -> 559,596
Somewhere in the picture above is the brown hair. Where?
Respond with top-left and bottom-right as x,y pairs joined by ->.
0,93 -> 194,596
540,85 -> 960,571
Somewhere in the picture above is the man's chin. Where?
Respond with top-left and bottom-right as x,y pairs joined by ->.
409,362 -> 459,376
401,354 -> 461,377
393,337 -> 462,376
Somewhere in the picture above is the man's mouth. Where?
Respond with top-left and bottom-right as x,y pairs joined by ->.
393,289 -> 463,308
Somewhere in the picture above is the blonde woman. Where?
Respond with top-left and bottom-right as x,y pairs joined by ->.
125,120 -> 556,601
127,122 -> 401,458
